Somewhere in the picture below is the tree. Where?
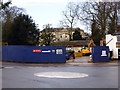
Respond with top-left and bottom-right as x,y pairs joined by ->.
0,0 -> 11,10
61,2 -> 78,41
2,6 -> 24,23
0,0 -> 11,43
73,30 -> 82,40
39,24 -> 55,46
91,16 -> 101,45
108,2 -> 117,34
2,6 -> 24,42
76,2 -> 118,45
7,14 -> 39,45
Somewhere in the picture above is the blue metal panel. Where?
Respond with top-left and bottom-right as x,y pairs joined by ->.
92,46 -> 109,62
2,46 -> 66,63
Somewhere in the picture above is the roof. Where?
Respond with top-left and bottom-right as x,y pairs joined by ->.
111,32 -> 120,35
40,28 -> 84,32
54,28 -> 84,32
50,40 -> 90,46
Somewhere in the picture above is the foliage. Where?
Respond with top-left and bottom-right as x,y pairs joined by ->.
2,6 -> 24,23
73,30 -> 82,40
0,0 -> 11,42
91,17 -> 101,45
2,6 -> 24,42
0,1 -> 11,10
107,2 -> 117,34
7,14 -> 39,45
39,24 -> 55,46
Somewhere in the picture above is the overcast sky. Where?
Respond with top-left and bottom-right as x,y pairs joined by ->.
12,0 -> 70,30
3,0 -> 118,32
2,0 -> 88,32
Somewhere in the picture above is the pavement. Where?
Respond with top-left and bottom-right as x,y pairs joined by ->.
1,56 -> 119,67
66,56 -> 119,66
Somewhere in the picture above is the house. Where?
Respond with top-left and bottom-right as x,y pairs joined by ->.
39,28 -> 87,46
53,28 -> 85,42
106,32 -> 120,59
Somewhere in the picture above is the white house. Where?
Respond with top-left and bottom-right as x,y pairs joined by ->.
106,32 -> 120,59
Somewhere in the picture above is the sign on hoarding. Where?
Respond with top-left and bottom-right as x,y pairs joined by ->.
101,50 -> 107,56
33,49 -> 51,53
33,50 -> 41,52
42,50 -> 51,53
56,49 -> 62,54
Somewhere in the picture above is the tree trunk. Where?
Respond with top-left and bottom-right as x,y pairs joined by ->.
70,23 -> 72,41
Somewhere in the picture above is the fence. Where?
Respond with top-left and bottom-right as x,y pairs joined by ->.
2,46 -> 66,63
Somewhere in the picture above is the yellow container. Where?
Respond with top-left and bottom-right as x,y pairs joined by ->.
74,52 -> 83,57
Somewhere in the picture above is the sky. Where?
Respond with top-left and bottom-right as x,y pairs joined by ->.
11,0 -> 70,30
3,0 -> 119,32
2,0 -> 88,32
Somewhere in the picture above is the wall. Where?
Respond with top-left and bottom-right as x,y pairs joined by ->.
106,34 -> 118,59
2,46 -> 66,63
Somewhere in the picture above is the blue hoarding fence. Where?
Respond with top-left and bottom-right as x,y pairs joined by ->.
2,46 -> 66,63
92,46 -> 109,62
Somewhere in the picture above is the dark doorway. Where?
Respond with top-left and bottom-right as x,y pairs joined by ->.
118,49 -> 120,60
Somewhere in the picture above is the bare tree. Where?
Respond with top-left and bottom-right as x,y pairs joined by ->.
108,2 -> 118,34
61,2 -> 78,41
39,24 -> 55,46
2,6 -> 24,23
76,2 -> 118,45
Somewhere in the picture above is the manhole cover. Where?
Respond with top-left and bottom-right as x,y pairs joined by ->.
34,72 -> 88,78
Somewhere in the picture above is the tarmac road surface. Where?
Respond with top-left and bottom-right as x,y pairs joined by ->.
1,62 -> 119,88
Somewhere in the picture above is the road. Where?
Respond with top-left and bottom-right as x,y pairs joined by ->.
1,61 -> 119,88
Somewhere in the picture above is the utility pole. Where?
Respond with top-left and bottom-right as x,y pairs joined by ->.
116,1 -> 120,32
0,0 -> 3,45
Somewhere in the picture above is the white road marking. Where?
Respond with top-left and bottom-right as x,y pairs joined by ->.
28,67 -> 42,68
34,72 -> 88,78
4,67 -> 14,69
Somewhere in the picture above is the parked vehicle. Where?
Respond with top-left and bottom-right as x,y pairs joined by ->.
65,50 -> 70,60
65,50 -> 76,60
68,50 -> 75,59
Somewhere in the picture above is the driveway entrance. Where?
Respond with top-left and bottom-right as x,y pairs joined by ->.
66,56 -> 90,63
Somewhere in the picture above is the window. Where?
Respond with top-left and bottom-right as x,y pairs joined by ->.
117,36 -> 120,41
60,35 -> 62,38
65,35 -> 67,38
65,33 -> 68,38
